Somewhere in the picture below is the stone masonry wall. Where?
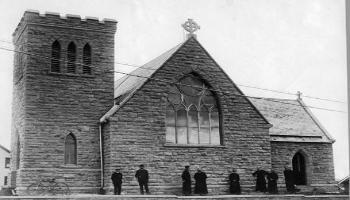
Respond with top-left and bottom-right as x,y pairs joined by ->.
104,38 -> 272,195
11,11 -> 116,194
270,142 -> 335,188
10,27 -> 28,187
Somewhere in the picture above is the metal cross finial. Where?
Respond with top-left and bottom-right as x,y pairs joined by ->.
182,19 -> 200,35
297,91 -> 302,100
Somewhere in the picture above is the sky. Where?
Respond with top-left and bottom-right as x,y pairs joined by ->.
0,0 -> 348,179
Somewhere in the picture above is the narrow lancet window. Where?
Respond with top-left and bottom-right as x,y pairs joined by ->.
67,42 -> 76,73
64,133 -> 77,164
51,41 -> 60,72
83,43 -> 92,74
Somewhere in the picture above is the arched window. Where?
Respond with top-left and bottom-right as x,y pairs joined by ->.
51,40 -> 60,72
292,152 -> 307,185
166,74 -> 221,145
67,42 -> 76,73
64,133 -> 77,164
83,44 -> 92,74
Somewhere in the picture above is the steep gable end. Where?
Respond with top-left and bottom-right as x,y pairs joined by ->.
101,37 -> 271,127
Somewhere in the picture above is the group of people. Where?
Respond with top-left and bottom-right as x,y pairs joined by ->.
111,164 -> 149,195
111,164 -> 299,195
252,168 -> 279,194
252,166 -> 300,194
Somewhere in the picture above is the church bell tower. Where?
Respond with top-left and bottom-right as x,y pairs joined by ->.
11,10 -> 117,193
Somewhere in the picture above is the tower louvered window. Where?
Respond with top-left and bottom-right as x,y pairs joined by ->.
166,74 -> 221,145
64,133 -> 77,165
67,42 -> 76,73
51,41 -> 60,72
83,44 -> 92,74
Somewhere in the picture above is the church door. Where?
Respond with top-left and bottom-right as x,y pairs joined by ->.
292,152 -> 306,185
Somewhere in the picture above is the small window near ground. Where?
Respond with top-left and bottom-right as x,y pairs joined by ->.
64,133 -> 77,165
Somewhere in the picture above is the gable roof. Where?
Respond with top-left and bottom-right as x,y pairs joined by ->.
114,42 -> 184,102
249,97 -> 335,143
100,42 -> 184,122
101,37 -> 270,125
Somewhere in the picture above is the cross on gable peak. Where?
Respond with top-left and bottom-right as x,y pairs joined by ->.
182,18 -> 200,39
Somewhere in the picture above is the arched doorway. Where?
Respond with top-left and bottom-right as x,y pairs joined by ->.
292,152 -> 307,185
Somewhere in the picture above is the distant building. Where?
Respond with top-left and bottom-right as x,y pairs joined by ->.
0,144 -> 10,189
11,10 -> 336,194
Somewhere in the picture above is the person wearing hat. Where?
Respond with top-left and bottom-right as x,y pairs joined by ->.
194,167 -> 208,195
267,169 -> 278,194
135,164 -> 150,194
111,168 -> 123,195
252,167 -> 267,192
229,168 -> 241,194
182,165 -> 191,195
283,166 -> 296,193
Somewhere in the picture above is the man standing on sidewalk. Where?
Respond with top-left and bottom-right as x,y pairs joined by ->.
135,164 -> 150,194
111,168 -> 123,195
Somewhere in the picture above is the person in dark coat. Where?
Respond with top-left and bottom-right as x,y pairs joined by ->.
111,168 -> 123,195
182,165 -> 191,195
267,170 -> 278,194
283,166 -> 296,193
135,164 -> 150,194
252,167 -> 267,192
194,168 -> 208,195
229,168 -> 241,194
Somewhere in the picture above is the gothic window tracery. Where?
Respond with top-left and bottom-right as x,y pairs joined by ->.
166,74 -> 221,145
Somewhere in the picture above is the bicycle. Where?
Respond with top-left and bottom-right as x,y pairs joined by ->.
26,178 -> 70,195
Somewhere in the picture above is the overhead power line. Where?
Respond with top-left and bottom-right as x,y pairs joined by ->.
0,45 -> 347,114
0,39 -> 347,104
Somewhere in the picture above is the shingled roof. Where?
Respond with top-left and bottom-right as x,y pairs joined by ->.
249,97 -> 335,143
100,42 -> 184,122
114,42 -> 184,102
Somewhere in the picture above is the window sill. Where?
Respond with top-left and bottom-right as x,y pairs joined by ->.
61,164 -> 79,169
48,71 -> 94,78
163,144 -> 226,148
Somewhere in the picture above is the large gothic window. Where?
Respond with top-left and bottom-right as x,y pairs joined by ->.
166,74 -> 221,145
67,42 -> 76,73
51,40 -> 60,72
64,133 -> 77,165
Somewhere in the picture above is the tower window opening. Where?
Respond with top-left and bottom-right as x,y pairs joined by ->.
51,41 -> 60,72
67,42 -> 76,73
83,44 -> 92,74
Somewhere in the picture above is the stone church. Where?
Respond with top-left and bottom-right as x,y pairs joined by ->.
11,10 -> 336,194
